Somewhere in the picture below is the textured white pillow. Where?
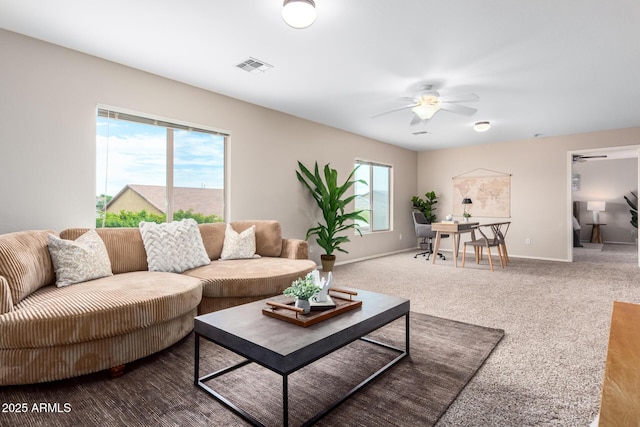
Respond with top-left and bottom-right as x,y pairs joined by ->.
139,219 -> 210,273
48,229 -> 113,287
220,224 -> 258,260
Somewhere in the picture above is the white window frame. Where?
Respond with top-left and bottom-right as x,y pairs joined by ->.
96,106 -> 229,225
355,159 -> 392,233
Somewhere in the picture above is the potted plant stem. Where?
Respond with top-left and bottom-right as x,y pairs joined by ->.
296,161 -> 368,271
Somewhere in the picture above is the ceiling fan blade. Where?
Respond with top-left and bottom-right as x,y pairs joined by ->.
410,114 -> 425,126
440,103 -> 478,116
439,93 -> 479,103
371,104 -> 417,118
573,154 -> 608,162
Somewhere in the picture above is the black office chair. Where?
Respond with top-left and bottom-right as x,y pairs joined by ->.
412,211 -> 447,260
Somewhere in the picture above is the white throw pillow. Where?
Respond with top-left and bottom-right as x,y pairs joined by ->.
48,229 -> 113,287
139,219 -> 210,273
220,224 -> 258,260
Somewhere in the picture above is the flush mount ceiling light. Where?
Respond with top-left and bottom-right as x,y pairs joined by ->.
473,121 -> 491,132
282,0 -> 317,29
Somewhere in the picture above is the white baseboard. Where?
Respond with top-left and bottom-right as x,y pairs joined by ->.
330,248 -> 416,268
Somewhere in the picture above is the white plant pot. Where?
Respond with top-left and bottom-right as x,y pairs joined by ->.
295,298 -> 311,314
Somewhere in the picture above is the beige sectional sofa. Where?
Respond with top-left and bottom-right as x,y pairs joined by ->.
0,220 -> 316,385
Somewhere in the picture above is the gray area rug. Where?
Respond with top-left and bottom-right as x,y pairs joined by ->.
0,312 -> 503,427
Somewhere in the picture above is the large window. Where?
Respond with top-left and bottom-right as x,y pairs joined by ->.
354,160 -> 391,232
96,108 -> 226,227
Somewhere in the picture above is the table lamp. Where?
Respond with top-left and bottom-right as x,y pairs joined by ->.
587,201 -> 606,224
462,198 -> 473,220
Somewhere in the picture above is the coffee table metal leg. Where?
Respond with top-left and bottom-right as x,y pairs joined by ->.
406,311 -> 410,356
283,374 -> 289,427
195,312 -> 409,427
194,333 -> 200,385
195,334 -> 262,426
303,312 -> 409,426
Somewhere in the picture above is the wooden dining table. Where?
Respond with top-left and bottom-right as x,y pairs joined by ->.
431,221 -> 479,267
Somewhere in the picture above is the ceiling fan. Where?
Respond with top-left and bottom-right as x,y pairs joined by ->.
573,154 -> 608,162
372,84 -> 479,126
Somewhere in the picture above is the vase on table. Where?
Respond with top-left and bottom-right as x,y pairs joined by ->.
295,298 -> 311,314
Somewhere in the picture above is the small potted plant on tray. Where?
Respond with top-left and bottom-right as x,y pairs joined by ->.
283,274 -> 322,314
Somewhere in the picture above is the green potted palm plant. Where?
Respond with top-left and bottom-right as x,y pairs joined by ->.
296,161 -> 368,271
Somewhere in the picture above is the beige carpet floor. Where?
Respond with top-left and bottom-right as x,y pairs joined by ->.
331,242 -> 639,426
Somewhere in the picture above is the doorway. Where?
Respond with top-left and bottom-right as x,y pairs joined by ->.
569,146 -> 640,266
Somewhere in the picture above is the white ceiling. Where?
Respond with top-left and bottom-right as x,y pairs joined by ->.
1,0 -> 639,152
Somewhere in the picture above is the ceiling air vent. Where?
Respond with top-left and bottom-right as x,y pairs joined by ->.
236,57 -> 273,73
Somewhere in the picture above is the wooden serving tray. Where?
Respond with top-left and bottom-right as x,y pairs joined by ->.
262,288 -> 362,327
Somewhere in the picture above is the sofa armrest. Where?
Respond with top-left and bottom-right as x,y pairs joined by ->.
0,276 -> 14,314
280,239 -> 309,259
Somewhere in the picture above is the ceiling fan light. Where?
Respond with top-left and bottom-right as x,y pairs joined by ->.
282,0 -> 316,29
412,97 -> 441,120
474,121 -> 491,132
412,105 -> 431,120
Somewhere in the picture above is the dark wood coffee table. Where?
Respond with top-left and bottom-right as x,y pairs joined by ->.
194,288 -> 410,427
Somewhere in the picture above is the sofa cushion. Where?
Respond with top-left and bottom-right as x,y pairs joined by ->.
0,271 -> 202,349
220,224 -> 257,260
184,257 -> 316,298
139,219 -> 210,273
281,238 -> 309,259
231,220 -> 283,257
60,228 -> 148,274
0,230 -> 56,305
0,309 -> 197,386
47,230 -> 113,287
198,222 -> 226,260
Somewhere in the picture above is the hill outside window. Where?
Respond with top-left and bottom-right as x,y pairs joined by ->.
96,108 -> 227,227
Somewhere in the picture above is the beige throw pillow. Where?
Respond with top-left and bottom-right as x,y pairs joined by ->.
220,224 -> 258,260
0,229 -> 56,304
48,229 -> 113,287
139,219 -> 210,273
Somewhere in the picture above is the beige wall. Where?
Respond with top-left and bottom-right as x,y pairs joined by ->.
417,129 -> 640,261
3,28 -> 639,264
0,29 -> 417,265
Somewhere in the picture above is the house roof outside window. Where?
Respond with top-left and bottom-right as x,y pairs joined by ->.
105,184 -> 223,217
